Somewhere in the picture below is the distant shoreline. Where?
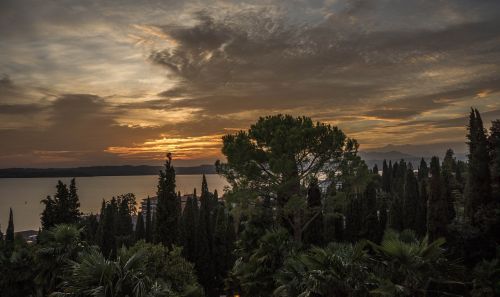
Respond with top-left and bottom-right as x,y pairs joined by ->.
0,164 -> 216,178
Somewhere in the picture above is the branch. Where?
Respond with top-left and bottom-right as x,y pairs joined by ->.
301,208 -> 321,233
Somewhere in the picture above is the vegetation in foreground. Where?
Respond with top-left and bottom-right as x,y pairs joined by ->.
1,108 -> 499,297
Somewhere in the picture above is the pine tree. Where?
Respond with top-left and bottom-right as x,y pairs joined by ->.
155,153 -> 180,247
145,197 -> 152,243
465,108 -> 492,224
135,211 -> 145,241
427,156 -> 449,242
304,179 -> 323,246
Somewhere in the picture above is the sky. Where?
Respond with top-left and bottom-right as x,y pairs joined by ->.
1,0 -> 500,168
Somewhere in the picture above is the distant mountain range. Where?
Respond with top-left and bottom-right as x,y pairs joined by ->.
360,143 -> 467,168
0,165 -> 216,178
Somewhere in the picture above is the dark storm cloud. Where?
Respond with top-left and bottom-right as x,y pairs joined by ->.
365,78 -> 500,120
148,0 -> 500,120
0,94 -> 162,167
0,103 -> 44,115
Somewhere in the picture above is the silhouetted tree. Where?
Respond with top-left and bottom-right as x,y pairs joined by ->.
489,120 -> 500,198
145,197 -> 152,243
197,174 -> 216,295
80,214 -> 99,245
442,149 -> 457,222
155,153 -> 180,247
416,158 -> 429,236
428,156 -> 449,242
67,178 -> 81,223
360,180 -> 380,242
116,193 -> 135,247
465,108 -> 492,225
382,160 -> 391,192
135,212 -> 145,241
41,179 -> 80,229
181,194 -> 198,263
99,198 -> 117,259
403,167 -> 419,231
6,208 -> 14,248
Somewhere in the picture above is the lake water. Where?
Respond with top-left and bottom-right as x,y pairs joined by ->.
0,174 -> 229,231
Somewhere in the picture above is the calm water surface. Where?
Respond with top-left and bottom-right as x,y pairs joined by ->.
0,174 -> 228,231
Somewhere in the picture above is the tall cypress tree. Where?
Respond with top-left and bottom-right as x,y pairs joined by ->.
5,208 -> 14,255
345,196 -> 363,242
389,194 -> 405,231
116,195 -> 134,247
68,178 -> 81,223
41,195 -> 57,229
6,208 -> 14,242
182,194 -> 198,263
55,180 -> 70,224
197,174 -> 216,295
145,197 -> 152,243
151,211 -> 157,243
442,149 -> 457,222
427,156 -> 449,242
416,159 -> 429,236
0,211 -> 3,241
213,205 -> 232,294
155,153 -> 179,247
360,180 -> 380,242
100,198 -> 117,259
135,212 -> 145,241
403,168 -> 419,231
96,199 -> 106,246
465,108 -> 492,224
382,160 -> 391,192
378,194 -> 388,241
489,120 -> 500,198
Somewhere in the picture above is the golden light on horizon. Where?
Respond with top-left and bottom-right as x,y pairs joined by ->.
106,134 -> 225,160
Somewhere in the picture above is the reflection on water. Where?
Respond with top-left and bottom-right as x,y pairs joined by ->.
0,174 -> 228,231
